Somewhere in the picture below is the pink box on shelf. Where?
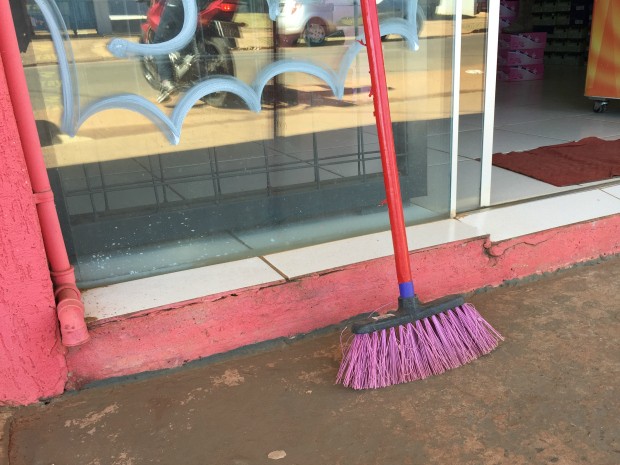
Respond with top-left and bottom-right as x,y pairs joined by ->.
500,17 -> 513,30
498,48 -> 545,66
500,1 -> 519,18
497,64 -> 545,81
499,32 -> 547,50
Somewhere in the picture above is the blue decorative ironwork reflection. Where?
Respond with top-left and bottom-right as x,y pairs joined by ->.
35,0 -> 419,145
33,0 -> 80,132
266,0 -> 281,21
107,0 -> 197,57
104,0 -> 418,58
253,59 -> 340,99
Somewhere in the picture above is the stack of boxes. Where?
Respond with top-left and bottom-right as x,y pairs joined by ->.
498,32 -> 547,81
532,0 -> 593,66
498,1 -> 547,81
499,0 -> 520,31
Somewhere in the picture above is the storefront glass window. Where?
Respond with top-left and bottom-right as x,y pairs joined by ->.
14,0 -> 485,288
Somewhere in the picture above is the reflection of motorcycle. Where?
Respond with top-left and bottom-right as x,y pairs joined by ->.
139,0 -> 241,106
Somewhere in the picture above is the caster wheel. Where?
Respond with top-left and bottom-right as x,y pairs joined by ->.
593,101 -> 608,113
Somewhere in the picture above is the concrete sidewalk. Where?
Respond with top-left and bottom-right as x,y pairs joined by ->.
2,255 -> 619,465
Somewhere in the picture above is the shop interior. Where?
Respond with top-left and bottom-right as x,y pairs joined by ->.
476,0 -> 619,207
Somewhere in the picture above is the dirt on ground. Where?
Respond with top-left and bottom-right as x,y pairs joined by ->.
3,257 -> 620,465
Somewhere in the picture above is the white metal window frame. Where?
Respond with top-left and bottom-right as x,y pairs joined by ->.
480,0 -> 500,208
449,0 -> 500,215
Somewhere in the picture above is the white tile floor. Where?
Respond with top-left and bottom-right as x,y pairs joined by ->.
83,65 -> 620,321
466,64 -> 620,207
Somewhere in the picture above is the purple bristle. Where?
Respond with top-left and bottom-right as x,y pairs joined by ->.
336,303 -> 503,390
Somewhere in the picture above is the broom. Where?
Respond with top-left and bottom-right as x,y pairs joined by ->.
336,0 -> 503,390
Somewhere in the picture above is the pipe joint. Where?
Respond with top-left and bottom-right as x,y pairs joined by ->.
53,268 -> 89,347
33,189 -> 54,205
51,266 -> 78,287
55,285 -> 90,347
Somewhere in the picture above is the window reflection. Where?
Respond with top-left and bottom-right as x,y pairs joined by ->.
16,0 -> 485,287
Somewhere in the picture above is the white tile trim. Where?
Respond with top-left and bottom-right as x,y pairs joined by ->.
460,189 -> 620,242
82,258 -> 284,321
602,184 -> 620,200
265,219 -> 483,279
83,187 -> 620,321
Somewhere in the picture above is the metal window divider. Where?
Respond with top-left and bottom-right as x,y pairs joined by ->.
480,0 -> 500,208
449,0 -> 463,218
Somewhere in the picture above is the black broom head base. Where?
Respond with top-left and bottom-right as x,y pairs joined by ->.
351,295 -> 466,334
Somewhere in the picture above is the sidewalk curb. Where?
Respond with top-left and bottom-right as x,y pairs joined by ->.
65,214 -> 620,389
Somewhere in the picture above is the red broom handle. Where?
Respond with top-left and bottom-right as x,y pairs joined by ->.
359,0 -> 414,296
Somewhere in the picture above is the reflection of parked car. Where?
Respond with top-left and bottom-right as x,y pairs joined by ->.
377,0 -> 439,23
277,0 -> 439,47
277,0 -> 336,46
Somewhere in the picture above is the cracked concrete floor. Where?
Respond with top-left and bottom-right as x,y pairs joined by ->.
3,257 -> 619,465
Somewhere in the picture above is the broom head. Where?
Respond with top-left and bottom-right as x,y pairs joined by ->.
336,296 -> 503,389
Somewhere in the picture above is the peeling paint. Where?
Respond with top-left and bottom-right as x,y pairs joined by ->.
211,370 -> 245,387
64,404 -> 119,429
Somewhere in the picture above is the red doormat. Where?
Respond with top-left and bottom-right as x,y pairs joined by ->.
492,137 -> 620,186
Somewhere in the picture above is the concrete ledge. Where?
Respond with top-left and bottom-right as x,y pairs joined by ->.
65,214 -> 620,389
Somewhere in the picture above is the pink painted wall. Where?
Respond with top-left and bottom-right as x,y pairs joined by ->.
0,55 -> 68,406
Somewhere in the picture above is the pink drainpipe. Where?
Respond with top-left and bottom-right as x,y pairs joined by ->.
0,3 -> 89,346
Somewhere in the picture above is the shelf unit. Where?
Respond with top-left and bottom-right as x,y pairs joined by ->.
532,0 -> 593,65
